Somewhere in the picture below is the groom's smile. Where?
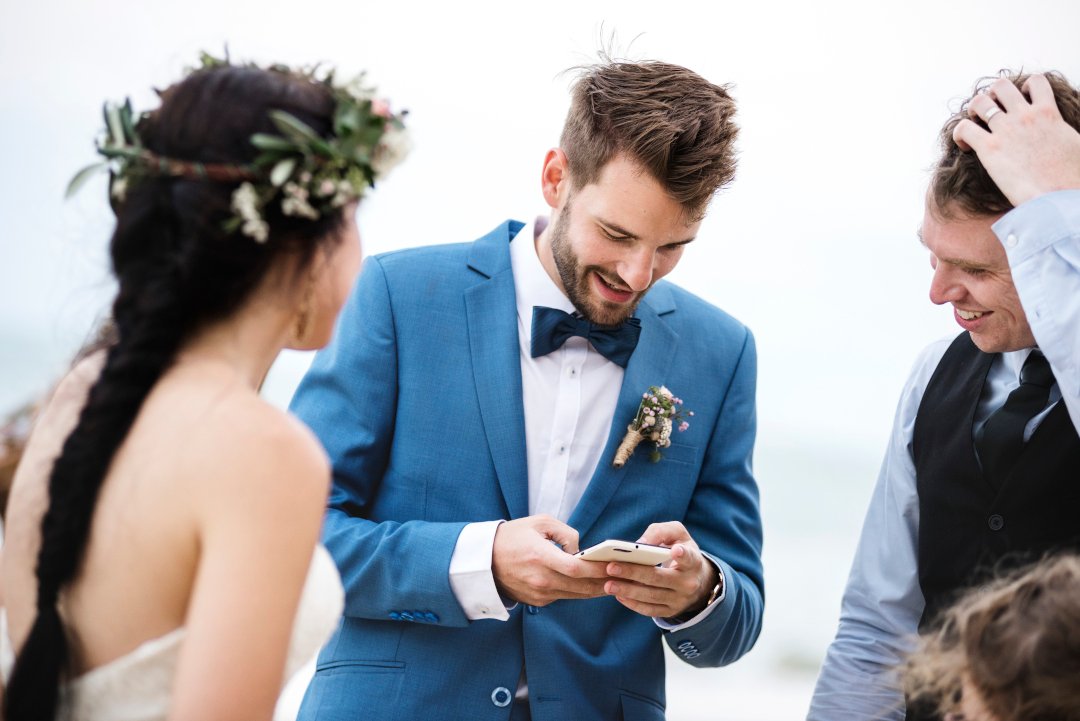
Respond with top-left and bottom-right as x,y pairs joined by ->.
592,269 -> 635,304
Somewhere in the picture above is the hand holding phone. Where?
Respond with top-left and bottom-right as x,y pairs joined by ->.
575,539 -> 672,566
600,521 -> 720,620
491,515 -> 609,606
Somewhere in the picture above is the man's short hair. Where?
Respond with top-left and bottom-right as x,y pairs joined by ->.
931,70 -> 1080,219
560,59 -> 738,221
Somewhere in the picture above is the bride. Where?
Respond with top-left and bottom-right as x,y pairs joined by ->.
0,54 -> 406,720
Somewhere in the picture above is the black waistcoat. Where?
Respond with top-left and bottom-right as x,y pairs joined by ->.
912,333 -> 1080,629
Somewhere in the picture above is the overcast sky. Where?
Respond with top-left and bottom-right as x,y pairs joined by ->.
5,0 -> 1079,449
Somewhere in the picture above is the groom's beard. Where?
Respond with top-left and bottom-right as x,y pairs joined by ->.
550,201 -> 646,327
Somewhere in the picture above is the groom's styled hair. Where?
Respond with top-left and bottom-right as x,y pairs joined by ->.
560,59 -> 738,221
930,70 -> 1080,220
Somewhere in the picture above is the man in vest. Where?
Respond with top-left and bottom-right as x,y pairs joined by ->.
809,71 -> 1080,720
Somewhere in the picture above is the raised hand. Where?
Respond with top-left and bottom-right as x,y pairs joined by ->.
491,515 -> 608,606
953,74 -> 1080,207
600,521 -> 719,620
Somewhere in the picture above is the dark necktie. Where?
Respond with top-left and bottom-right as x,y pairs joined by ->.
530,306 -> 642,368
974,351 -> 1056,488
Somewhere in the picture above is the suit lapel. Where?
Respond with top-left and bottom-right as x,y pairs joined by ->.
568,285 -> 679,539
465,222 -> 530,519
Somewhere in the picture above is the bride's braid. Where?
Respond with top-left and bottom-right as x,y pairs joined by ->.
4,64 -> 346,720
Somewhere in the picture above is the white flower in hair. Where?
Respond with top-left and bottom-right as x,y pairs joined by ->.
330,179 -> 356,209
371,124 -> 412,178
341,73 -> 377,103
281,182 -> 319,220
231,182 -> 269,243
110,177 -> 129,203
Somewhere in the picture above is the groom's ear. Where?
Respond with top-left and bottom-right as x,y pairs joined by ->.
541,148 -> 570,210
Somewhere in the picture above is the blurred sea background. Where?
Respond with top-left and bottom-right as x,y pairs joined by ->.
3,1 -> 1080,718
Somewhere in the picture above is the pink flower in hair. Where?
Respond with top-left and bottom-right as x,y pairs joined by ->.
371,98 -> 392,118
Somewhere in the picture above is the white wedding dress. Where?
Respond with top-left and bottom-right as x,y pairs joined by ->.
0,545 -> 343,721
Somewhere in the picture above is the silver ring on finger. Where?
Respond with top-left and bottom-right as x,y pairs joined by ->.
983,106 -> 1003,123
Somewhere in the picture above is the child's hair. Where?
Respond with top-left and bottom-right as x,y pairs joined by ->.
904,553 -> 1080,721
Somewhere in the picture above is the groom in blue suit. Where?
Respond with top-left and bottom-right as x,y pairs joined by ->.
291,59 -> 763,721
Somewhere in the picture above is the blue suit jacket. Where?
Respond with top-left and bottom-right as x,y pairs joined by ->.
290,221 -> 763,721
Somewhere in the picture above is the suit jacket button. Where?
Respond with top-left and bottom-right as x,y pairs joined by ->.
424,612 -> 439,623
527,605 -> 539,615
400,611 -> 414,621
388,612 -> 400,621
988,514 -> 1004,531
491,687 -> 512,707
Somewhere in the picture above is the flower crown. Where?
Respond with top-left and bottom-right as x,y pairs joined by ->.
67,52 -> 409,243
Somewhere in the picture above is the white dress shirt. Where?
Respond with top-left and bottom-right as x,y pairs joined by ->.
447,217 -> 623,620
808,190 -> 1080,721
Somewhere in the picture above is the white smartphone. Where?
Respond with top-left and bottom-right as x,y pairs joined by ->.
575,539 -> 672,566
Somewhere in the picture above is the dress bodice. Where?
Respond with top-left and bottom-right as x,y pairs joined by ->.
1,545 -> 343,721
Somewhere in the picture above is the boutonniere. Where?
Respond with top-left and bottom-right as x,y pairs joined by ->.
613,385 -> 693,467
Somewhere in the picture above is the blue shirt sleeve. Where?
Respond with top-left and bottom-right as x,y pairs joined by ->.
994,189 -> 1080,431
807,339 -> 950,721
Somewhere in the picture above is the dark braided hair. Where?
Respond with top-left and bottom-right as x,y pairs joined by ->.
4,64 -> 348,720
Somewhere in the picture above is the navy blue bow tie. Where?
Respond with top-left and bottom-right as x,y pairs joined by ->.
530,306 -> 642,368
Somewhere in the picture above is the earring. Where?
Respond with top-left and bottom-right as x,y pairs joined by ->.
293,274 -> 317,343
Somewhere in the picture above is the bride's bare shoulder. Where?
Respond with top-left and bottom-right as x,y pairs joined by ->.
180,389 -> 331,510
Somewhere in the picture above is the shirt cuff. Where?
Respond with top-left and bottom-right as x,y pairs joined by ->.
653,552 -> 726,632
993,189 -> 1080,264
448,520 -> 511,621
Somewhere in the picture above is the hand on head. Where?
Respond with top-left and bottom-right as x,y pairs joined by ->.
953,73 -> 1080,207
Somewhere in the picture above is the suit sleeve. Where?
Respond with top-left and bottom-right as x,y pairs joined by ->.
664,327 -> 764,667
289,256 -> 471,627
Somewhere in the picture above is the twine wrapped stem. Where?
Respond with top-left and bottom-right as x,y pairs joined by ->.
613,425 -> 644,468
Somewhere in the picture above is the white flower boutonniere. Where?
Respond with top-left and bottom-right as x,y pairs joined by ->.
613,385 -> 693,467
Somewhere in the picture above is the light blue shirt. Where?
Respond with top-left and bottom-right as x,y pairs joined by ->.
808,190 -> 1080,721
